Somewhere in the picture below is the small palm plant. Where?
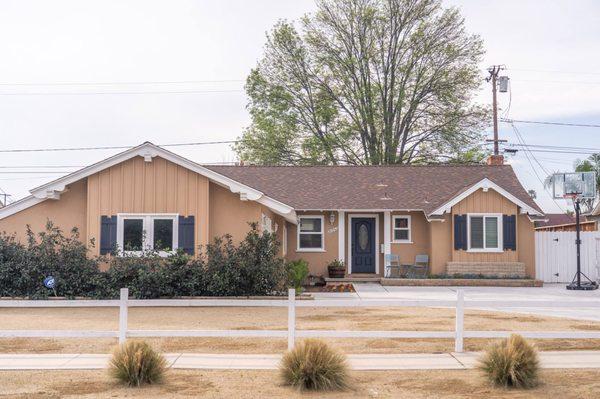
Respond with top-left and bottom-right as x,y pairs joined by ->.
479,334 -> 540,389
280,339 -> 349,391
109,340 -> 167,387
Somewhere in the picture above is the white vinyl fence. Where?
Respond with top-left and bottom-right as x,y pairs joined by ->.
2,288 -> 600,353
536,231 -> 600,283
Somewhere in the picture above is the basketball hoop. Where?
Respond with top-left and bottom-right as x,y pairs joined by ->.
550,172 -> 599,291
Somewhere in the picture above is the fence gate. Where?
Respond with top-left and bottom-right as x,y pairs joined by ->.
535,231 -> 600,283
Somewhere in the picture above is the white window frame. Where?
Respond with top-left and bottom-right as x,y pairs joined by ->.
297,215 -> 325,252
467,213 -> 503,253
392,215 -> 412,243
116,213 -> 179,257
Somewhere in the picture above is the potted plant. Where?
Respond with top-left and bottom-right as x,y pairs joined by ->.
327,260 -> 346,279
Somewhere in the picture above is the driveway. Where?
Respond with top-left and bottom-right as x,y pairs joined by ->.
314,284 -> 600,322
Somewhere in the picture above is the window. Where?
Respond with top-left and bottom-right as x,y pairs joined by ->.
468,214 -> 502,252
297,216 -> 324,251
392,215 -> 411,243
117,214 -> 178,256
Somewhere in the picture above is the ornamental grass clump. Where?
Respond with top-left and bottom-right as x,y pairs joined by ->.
109,341 -> 167,387
280,339 -> 349,391
479,334 -> 540,389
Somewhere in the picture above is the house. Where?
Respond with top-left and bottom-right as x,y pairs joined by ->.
0,142 -> 544,279
535,213 -> 597,232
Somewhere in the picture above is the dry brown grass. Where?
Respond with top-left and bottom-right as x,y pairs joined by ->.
0,306 -> 599,354
0,369 -> 599,398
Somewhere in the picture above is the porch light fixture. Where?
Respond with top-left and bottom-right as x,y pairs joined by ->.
329,212 -> 336,225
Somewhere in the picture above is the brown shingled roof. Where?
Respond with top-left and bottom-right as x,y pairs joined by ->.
205,164 -> 543,215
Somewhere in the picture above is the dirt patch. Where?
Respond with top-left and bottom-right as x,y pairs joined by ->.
0,369 -> 599,398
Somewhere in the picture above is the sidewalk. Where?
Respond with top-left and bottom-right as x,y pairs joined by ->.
2,351 -> 600,370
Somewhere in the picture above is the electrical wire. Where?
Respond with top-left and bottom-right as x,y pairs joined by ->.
501,119 -> 600,128
0,140 -> 239,153
509,122 -> 568,213
507,68 -> 600,76
0,89 -> 244,96
0,79 -> 244,86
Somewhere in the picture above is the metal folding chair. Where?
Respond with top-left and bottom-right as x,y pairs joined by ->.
384,254 -> 401,278
407,254 -> 429,279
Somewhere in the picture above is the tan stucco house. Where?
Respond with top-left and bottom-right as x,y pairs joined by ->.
0,142 -> 544,279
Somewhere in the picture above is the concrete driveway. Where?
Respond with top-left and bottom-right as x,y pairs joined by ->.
316,284 -> 600,322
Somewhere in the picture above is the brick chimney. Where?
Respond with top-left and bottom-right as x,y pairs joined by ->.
486,154 -> 505,166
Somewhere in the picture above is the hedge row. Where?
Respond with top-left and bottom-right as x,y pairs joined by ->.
0,221 -> 288,299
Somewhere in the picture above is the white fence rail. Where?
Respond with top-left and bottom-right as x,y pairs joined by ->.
536,231 -> 600,283
2,288 -> 600,353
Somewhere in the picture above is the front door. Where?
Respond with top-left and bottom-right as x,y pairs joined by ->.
351,217 -> 376,273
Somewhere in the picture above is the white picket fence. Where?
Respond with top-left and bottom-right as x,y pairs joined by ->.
535,231 -> 600,283
1,288 -> 600,353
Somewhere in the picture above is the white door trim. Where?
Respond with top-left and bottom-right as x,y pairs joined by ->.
348,214 -> 379,275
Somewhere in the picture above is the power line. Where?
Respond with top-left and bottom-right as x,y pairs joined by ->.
0,140 -> 239,153
0,165 -> 83,168
0,79 -> 244,87
0,171 -> 73,174
501,118 -> 600,128
507,68 -> 600,76
0,89 -> 244,96
509,122 -> 568,213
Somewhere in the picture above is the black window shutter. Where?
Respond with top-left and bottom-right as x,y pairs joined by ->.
503,215 -> 517,250
454,214 -> 467,250
100,215 -> 117,255
178,215 -> 195,255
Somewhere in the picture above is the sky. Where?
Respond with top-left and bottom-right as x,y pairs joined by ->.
0,0 -> 599,213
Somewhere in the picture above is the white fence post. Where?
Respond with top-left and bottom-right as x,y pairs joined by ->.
455,289 -> 464,353
119,288 -> 129,345
287,288 -> 296,350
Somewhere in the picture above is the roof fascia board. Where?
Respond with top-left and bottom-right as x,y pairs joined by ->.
429,178 -> 543,216
0,196 -> 46,220
23,142 -> 295,219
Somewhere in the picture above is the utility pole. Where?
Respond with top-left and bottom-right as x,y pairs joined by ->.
486,65 -> 504,156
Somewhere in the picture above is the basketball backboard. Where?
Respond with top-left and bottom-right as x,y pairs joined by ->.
551,172 -> 597,199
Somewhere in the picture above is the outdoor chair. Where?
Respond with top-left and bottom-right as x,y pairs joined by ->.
407,254 -> 429,279
384,254 -> 401,278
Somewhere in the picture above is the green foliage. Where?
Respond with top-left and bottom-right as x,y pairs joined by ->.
280,339 -> 350,391
479,334 -> 540,389
287,259 -> 309,294
0,222 -> 287,299
0,221 -> 103,299
109,341 -> 167,387
237,0 -> 487,166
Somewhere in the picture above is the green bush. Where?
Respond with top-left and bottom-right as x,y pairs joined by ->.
0,221 -> 287,299
479,334 -> 540,389
280,339 -> 349,391
0,221 -> 103,299
287,259 -> 309,294
109,340 -> 167,386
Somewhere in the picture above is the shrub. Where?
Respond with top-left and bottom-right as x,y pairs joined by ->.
0,220 -> 287,298
109,340 -> 167,387
479,334 -> 540,389
287,259 -> 309,294
0,221 -> 102,299
280,339 -> 349,391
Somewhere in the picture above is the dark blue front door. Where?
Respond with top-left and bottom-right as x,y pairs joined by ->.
351,217 -> 376,273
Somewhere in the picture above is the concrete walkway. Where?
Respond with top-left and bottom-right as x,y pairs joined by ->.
336,284 -> 600,322
2,351 -> 600,370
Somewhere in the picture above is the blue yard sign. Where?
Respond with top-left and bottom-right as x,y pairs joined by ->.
43,276 -> 55,289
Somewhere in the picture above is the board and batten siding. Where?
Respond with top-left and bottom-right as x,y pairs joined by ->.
451,188 -> 519,263
86,156 -> 209,256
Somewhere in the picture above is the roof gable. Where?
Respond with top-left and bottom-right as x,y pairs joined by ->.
0,142 -> 296,222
